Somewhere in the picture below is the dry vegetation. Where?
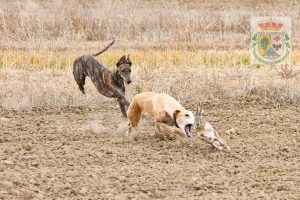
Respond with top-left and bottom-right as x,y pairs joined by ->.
0,0 -> 300,108
1,64 -> 300,109
1,0 -> 300,50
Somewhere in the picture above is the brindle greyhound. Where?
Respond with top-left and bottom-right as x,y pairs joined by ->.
73,38 -> 132,117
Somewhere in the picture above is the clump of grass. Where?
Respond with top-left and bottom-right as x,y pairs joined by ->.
276,64 -> 300,79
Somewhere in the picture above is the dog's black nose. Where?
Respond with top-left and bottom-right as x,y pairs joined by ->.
127,80 -> 132,84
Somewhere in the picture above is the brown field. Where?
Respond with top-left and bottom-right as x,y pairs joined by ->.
1,0 -> 300,199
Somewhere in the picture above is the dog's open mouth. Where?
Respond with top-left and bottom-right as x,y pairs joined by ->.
184,124 -> 192,138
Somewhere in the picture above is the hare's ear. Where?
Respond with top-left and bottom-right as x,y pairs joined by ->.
196,102 -> 203,117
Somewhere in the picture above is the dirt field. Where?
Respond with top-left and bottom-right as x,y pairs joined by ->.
1,97 -> 299,199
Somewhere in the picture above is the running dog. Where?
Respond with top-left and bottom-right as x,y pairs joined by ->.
126,92 -> 195,138
73,38 -> 132,117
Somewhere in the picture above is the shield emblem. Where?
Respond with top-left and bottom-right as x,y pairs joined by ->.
258,32 -> 284,61
251,17 -> 291,65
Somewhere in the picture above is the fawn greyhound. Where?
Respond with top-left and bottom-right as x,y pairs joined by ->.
73,38 -> 132,117
126,92 -> 195,138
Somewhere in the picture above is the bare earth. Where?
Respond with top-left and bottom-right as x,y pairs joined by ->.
0,99 -> 299,200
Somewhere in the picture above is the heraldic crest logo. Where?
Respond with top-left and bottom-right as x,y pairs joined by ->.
251,17 -> 291,65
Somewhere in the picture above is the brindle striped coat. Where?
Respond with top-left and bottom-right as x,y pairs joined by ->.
73,39 -> 132,117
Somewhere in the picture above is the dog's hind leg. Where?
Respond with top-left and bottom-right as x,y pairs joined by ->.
78,74 -> 86,94
73,59 -> 87,94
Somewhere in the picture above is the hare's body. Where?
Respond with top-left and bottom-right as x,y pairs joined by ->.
195,103 -> 230,150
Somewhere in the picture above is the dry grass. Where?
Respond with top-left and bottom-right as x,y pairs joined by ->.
1,0 -> 300,50
1,65 -> 300,109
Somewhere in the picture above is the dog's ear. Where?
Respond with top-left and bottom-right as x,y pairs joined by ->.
173,110 -> 180,119
173,110 -> 180,127
116,55 -> 127,67
127,54 -> 132,66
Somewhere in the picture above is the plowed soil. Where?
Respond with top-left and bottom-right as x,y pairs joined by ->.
0,100 -> 300,199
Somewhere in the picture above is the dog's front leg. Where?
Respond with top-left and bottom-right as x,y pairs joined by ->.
113,90 -> 130,106
156,122 -> 186,138
172,127 -> 187,138
156,122 -> 176,137
117,98 -> 128,118
109,90 -> 130,117
116,92 -> 130,117
154,122 -> 170,139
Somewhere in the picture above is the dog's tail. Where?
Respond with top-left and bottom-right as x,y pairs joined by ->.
92,38 -> 115,57
73,58 -> 87,94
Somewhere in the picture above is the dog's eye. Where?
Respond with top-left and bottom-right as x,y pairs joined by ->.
185,114 -> 189,117
128,69 -> 131,73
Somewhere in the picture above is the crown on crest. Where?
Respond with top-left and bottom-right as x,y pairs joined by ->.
258,21 -> 283,31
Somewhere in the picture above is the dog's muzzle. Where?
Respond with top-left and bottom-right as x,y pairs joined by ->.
119,74 -> 131,85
